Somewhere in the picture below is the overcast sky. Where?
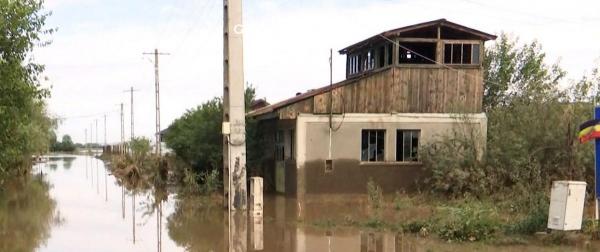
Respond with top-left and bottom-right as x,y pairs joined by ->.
38,0 -> 600,144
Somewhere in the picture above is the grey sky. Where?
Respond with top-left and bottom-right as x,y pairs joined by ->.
38,0 -> 600,144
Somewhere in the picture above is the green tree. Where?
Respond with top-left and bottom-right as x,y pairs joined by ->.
130,137 -> 151,166
164,86 -> 263,176
424,33 -> 595,197
60,135 -> 76,152
0,0 -> 55,180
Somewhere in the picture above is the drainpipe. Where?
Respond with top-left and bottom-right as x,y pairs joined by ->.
328,49 -> 333,160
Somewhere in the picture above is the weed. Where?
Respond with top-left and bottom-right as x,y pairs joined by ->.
436,203 -> 501,242
199,169 -> 220,194
364,218 -> 386,229
402,220 -> 432,234
313,219 -> 337,229
393,191 -> 404,211
367,178 -> 383,217
506,192 -> 549,235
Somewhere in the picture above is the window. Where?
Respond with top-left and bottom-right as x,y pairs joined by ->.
396,130 -> 420,162
387,44 -> 393,65
361,130 -> 385,162
349,54 -> 360,75
444,43 -> 481,65
275,130 -> 284,161
363,50 -> 375,71
398,42 -> 436,64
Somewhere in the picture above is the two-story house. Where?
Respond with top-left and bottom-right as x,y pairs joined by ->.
248,19 -> 496,198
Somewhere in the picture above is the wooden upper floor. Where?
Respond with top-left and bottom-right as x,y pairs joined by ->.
340,19 -> 496,79
248,19 -> 496,120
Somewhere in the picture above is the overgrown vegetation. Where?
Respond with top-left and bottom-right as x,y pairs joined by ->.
0,0 -> 55,184
423,33 -> 598,198
162,85 -> 265,192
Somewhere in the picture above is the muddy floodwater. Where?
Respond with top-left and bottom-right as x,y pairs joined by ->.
1,155 -> 597,251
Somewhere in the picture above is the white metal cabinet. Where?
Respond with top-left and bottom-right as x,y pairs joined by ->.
547,181 -> 587,231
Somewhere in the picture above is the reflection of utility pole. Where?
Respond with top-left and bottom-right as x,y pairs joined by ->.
85,129 -> 88,179
90,123 -> 93,187
143,49 -> 169,156
132,193 -> 136,244
223,0 -> 247,211
96,119 -> 99,194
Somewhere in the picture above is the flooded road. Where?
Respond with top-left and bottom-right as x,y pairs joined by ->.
1,155 -> 597,251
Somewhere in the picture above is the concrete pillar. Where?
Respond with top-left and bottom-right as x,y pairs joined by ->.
250,177 -> 263,216
223,0 -> 247,211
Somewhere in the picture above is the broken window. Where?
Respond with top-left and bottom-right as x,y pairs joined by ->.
387,44 -> 393,65
361,130 -> 385,162
377,46 -> 385,68
398,42 -> 436,64
275,130 -> 285,161
444,43 -> 481,65
363,50 -> 375,71
396,130 -> 419,162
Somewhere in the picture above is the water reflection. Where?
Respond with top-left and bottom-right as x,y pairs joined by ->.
10,155 -> 600,252
62,157 -> 75,170
0,173 -> 56,252
166,196 -> 225,251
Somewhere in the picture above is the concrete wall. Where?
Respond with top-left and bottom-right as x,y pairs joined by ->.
295,113 -> 487,196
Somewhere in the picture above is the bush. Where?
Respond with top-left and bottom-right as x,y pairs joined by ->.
436,203 -> 501,242
130,137 -> 151,165
422,122 -> 488,197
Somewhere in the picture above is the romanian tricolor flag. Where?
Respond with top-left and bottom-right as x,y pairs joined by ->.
579,119 -> 600,143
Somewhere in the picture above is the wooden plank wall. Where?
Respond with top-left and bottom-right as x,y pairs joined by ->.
279,66 -> 483,119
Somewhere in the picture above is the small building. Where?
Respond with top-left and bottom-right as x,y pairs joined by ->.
248,19 -> 496,197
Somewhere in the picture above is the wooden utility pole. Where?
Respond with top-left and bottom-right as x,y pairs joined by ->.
223,0 -> 247,211
143,49 -> 169,156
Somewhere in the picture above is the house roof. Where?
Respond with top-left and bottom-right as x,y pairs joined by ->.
339,18 -> 497,54
247,69 -> 375,118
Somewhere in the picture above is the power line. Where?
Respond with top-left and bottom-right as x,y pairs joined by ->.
56,110 -> 119,120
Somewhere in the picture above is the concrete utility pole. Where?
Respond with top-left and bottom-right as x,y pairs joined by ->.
120,103 -> 125,153
95,119 -> 98,148
90,123 -> 93,152
124,87 -> 139,143
104,115 -> 107,147
143,49 -> 169,156
223,0 -> 247,210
